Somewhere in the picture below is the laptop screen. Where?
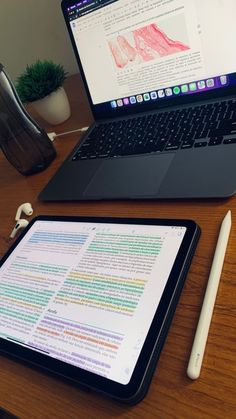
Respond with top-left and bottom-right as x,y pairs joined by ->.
63,0 -> 236,114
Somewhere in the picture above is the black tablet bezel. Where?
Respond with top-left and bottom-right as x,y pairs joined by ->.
0,215 -> 200,403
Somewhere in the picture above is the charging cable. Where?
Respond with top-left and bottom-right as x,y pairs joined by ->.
47,126 -> 89,141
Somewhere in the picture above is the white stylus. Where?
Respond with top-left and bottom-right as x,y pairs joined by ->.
187,210 -> 232,380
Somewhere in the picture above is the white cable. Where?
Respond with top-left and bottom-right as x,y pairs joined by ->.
57,126 -> 89,136
47,126 -> 89,141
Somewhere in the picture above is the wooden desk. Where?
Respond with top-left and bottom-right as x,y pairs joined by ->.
0,74 -> 236,419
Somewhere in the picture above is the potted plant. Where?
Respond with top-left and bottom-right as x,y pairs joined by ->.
16,60 -> 71,125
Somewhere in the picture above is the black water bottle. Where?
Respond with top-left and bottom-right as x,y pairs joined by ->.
0,63 -> 56,175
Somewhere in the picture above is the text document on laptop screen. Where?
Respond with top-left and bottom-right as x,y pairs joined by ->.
0,220 -> 186,385
68,0 -> 236,105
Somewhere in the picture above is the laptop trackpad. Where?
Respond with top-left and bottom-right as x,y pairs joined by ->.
83,154 -> 174,198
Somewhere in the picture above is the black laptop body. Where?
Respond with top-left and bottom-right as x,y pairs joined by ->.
39,0 -> 236,201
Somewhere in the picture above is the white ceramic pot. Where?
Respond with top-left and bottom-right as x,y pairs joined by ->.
32,87 -> 71,125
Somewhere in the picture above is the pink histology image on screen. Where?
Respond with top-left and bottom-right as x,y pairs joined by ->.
108,17 -> 189,69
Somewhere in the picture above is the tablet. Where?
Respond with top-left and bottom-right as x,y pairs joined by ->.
0,216 -> 200,404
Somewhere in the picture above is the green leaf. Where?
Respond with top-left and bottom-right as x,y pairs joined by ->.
15,60 -> 68,103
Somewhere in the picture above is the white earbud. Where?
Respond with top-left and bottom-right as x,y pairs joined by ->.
15,202 -> 33,221
10,219 -> 29,238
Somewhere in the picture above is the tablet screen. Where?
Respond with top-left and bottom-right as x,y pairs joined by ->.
0,219 -> 186,385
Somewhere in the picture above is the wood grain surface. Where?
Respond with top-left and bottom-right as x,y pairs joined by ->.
0,75 -> 235,419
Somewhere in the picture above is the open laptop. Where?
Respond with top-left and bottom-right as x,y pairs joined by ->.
39,0 -> 236,201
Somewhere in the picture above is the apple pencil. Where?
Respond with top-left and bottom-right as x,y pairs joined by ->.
187,210 -> 232,380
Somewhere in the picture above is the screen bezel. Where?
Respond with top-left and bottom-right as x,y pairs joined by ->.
0,215 -> 200,403
61,0 -> 236,120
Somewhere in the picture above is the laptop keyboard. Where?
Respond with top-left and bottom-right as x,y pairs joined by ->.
72,99 -> 236,161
